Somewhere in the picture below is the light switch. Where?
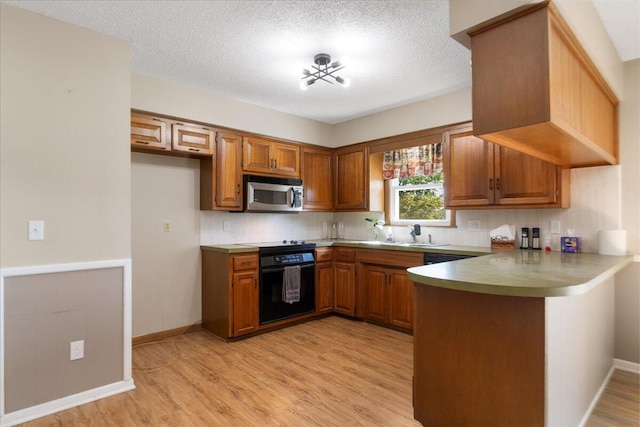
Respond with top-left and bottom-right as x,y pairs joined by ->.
29,220 -> 44,240
550,221 -> 561,234
223,220 -> 231,232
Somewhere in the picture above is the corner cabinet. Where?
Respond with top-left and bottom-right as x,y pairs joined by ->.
470,3 -> 618,167
202,250 -> 259,339
444,128 -> 569,209
302,147 -> 333,211
200,131 -> 243,211
242,136 -> 300,178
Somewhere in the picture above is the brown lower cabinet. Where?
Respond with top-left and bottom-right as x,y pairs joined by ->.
315,247 -> 334,314
333,248 -> 357,316
202,250 -> 259,338
358,250 -> 423,331
202,246 -> 424,339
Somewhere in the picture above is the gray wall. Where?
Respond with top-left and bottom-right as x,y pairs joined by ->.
4,269 -> 124,412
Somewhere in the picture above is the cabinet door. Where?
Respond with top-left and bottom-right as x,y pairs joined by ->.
242,137 -> 272,174
495,146 -> 559,206
272,142 -> 300,178
232,270 -> 259,336
388,268 -> 413,330
131,115 -> 169,151
172,123 -> 215,155
315,262 -> 334,315
333,147 -> 367,210
302,147 -> 333,211
216,132 -> 243,209
444,129 -> 494,207
333,262 -> 356,316
364,265 -> 389,324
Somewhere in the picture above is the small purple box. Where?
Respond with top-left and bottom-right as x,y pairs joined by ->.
561,236 -> 581,253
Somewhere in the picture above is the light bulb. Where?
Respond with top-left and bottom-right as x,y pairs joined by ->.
300,79 -> 315,90
336,76 -> 350,87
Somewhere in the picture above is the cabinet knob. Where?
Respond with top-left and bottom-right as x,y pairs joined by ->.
237,184 -> 240,194
496,178 -> 501,191
489,178 -> 493,190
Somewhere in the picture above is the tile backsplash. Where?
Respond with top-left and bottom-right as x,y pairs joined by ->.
201,165 -> 621,253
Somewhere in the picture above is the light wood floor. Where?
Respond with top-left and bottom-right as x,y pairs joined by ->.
587,369 -> 640,427
19,316 -> 639,426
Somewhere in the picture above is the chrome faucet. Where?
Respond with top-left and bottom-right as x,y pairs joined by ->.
409,224 -> 421,243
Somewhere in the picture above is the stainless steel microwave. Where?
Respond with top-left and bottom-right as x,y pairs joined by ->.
244,175 -> 303,213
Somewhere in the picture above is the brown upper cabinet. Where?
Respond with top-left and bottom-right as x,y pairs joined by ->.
131,114 -> 169,151
333,145 -> 383,212
131,111 -> 214,157
200,131 -> 243,211
172,122 -> 215,155
242,136 -> 300,178
302,146 -> 333,211
470,3 -> 618,168
444,128 -> 569,209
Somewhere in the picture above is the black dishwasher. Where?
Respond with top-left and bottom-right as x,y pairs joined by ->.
423,252 -> 475,265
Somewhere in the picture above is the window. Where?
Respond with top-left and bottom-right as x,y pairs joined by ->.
387,172 -> 453,226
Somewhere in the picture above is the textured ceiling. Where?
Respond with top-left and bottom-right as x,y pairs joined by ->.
3,1 -> 637,124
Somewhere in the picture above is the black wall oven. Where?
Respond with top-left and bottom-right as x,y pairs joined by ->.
257,242 -> 316,325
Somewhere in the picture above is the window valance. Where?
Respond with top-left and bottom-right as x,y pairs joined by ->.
382,143 -> 443,180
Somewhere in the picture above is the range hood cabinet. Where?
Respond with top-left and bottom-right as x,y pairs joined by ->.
470,3 -> 618,168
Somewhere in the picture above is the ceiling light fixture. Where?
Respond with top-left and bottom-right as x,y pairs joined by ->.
300,53 -> 350,90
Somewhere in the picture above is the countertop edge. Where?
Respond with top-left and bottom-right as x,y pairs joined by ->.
408,255 -> 634,298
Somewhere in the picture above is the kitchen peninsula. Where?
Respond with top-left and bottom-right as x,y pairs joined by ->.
407,251 -> 633,427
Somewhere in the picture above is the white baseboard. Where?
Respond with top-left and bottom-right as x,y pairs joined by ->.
614,358 -> 640,373
578,365 -> 616,427
0,379 -> 134,427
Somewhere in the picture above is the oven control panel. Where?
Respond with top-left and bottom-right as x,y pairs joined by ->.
261,252 -> 314,267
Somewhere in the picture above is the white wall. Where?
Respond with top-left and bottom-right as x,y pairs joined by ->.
332,87 -> 472,147
615,59 -> 640,364
132,74 -> 333,145
131,153 -> 202,337
0,4 -> 131,267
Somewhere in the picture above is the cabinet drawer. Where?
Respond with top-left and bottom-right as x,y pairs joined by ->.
232,254 -> 259,271
315,247 -> 333,262
334,248 -> 356,263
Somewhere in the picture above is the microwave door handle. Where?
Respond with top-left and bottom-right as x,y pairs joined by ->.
290,187 -> 295,207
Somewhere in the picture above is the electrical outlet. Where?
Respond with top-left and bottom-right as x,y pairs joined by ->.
550,220 -> 561,234
28,220 -> 44,240
223,220 -> 231,232
468,220 -> 481,232
70,340 -> 84,361
163,220 -> 171,233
